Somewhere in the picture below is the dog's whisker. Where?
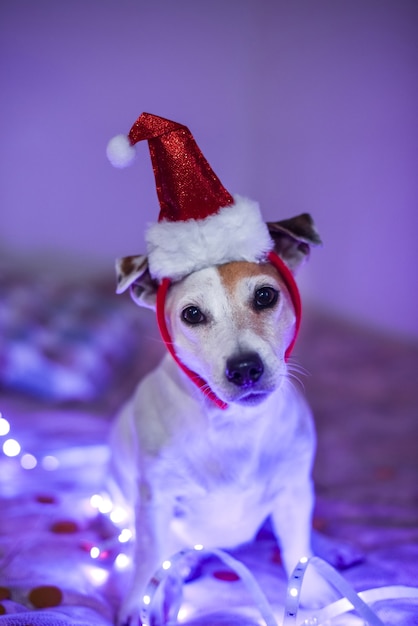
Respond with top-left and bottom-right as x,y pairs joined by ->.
280,368 -> 306,393
285,371 -> 306,393
286,358 -> 310,378
144,334 -> 168,346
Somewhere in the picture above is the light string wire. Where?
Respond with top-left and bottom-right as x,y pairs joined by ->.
313,585 -> 418,625
284,555 -> 418,626
139,546 -> 278,626
139,547 -> 418,626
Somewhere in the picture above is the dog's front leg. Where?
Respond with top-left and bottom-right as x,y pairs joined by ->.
271,479 -> 335,608
271,478 -> 314,577
118,483 -> 176,626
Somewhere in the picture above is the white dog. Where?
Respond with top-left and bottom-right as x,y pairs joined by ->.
109,213 -> 334,625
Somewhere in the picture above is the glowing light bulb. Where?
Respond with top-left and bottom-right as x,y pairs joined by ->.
289,587 -> 299,597
177,605 -> 193,623
300,556 -> 308,563
21,453 -> 37,469
110,506 -> 128,524
118,528 -> 132,543
86,565 -> 109,586
90,494 -> 103,509
3,438 -> 21,457
42,455 -> 59,470
143,594 -> 151,605
162,560 -> 171,570
98,495 -> 113,514
115,553 -> 131,570
90,546 -> 101,559
0,415 -> 10,436
194,544 -> 204,551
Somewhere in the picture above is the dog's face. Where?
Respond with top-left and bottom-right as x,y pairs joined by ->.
116,213 -> 322,406
165,261 -> 296,405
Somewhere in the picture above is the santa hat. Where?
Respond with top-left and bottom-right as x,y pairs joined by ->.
107,112 -> 273,282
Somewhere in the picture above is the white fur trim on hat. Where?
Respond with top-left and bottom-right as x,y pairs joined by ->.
146,196 -> 273,281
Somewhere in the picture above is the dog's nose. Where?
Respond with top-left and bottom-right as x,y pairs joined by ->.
225,352 -> 264,388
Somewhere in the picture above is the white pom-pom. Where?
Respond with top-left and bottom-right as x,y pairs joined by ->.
106,134 -> 136,168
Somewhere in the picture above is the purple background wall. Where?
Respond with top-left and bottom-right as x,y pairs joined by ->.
1,0 -> 417,338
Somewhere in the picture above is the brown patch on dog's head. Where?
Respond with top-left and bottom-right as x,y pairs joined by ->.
217,261 -> 280,292
216,261 -> 291,338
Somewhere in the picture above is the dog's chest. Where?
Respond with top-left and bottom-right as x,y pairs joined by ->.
171,481 -> 271,548
150,422 -> 287,545
165,434 -> 278,547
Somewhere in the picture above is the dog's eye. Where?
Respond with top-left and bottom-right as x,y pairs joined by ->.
254,287 -> 279,310
181,306 -> 206,325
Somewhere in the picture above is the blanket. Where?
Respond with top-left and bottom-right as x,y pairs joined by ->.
0,301 -> 417,625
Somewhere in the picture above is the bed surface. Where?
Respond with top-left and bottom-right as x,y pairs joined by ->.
0,274 -> 417,625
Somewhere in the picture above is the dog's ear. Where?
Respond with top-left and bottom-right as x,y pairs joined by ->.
267,213 -> 322,273
115,255 -> 158,310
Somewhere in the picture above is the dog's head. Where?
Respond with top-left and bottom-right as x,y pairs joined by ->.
116,214 -> 321,406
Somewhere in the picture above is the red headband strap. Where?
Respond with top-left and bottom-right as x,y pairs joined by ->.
155,251 -> 302,411
267,251 -> 302,360
156,279 -> 228,410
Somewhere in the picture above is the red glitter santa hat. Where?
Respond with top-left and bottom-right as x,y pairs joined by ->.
107,112 -> 273,282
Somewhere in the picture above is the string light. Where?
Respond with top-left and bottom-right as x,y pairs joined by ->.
3,438 -> 21,457
20,453 -> 38,469
110,506 -> 128,524
0,413 -> 10,436
139,546 -> 278,626
90,546 -> 101,559
41,455 -> 60,471
118,528 -> 132,543
134,548 -> 418,626
92,493 -> 113,515
0,411 -> 134,591
0,411 -> 60,472
114,553 -> 131,570
90,494 -> 103,509
84,565 -> 109,586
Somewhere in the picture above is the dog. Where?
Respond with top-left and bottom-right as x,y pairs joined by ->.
109,213 -> 334,625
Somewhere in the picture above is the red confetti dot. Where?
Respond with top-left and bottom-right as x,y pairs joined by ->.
50,520 -> 80,534
0,604 -> 6,615
0,587 -> 11,601
99,550 -> 110,560
313,516 -> 328,531
374,466 -> 396,481
212,569 -> 240,582
29,585 -> 63,608
271,546 -> 282,564
36,494 -> 57,504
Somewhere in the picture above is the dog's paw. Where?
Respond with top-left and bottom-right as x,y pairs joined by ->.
116,594 -> 143,626
116,609 -> 138,626
311,531 -> 364,570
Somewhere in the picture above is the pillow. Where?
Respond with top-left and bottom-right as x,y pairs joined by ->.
0,269 -> 143,401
